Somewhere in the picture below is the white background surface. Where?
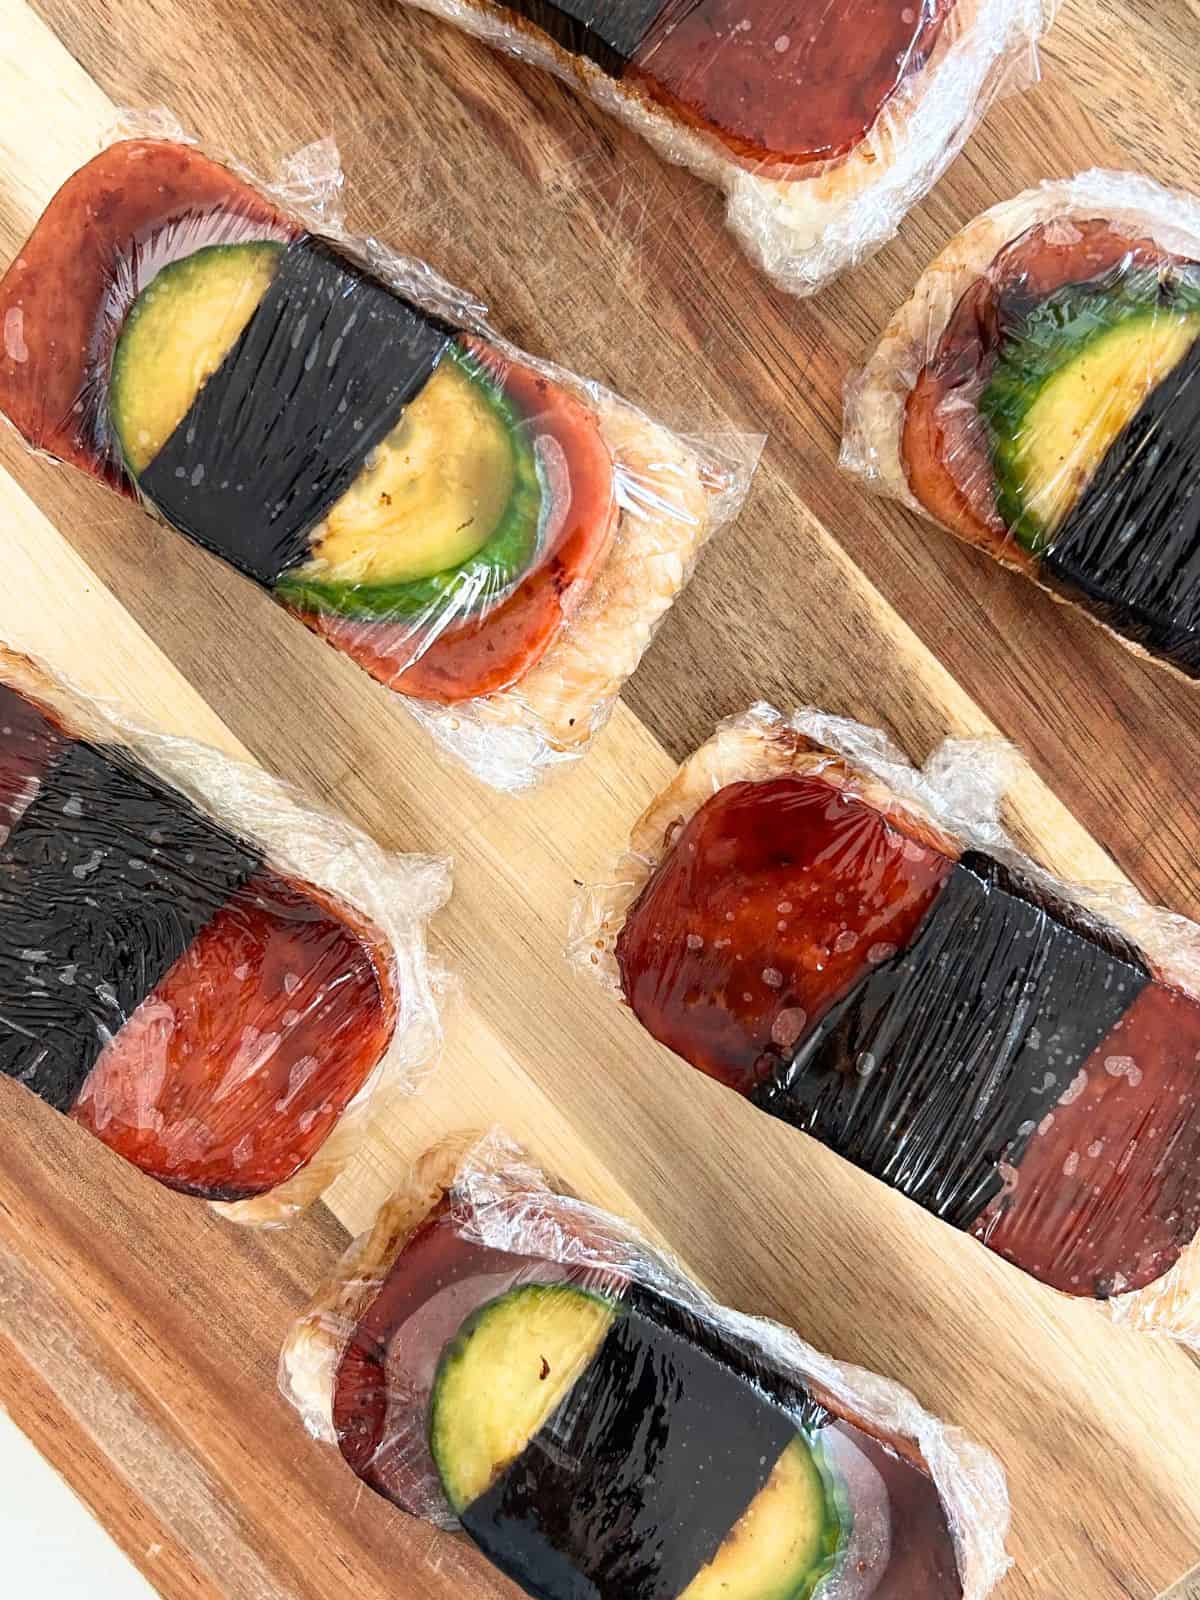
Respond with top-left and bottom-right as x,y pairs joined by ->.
0,1410 -> 156,1597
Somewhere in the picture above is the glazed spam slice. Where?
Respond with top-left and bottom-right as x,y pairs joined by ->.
477,0 -> 957,170
576,707 -> 1200,1304
0,139 -> 710,749
283,1138 -> 1005,1600
0,648 -> 397,1213
399,0 -> 1047,295
845,171 -> 1200,676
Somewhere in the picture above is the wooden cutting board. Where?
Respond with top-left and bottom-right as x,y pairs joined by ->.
1,1 -> 1198,1595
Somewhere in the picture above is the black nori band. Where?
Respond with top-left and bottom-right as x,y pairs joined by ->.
1044,331 -> 1200,673
139,236 -> 455,586
752,850 -> 1150,1230
0,740 -> 261,1111
502,0 -> 672,77
461,1283 -> 800,1600
625,1283 -> 829,1430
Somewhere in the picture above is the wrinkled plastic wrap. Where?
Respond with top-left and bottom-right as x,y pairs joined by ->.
572,703 -> 1200,1343
392,0 -> 1053,295
0,643 -> 448,1225
0,113 -> 757,791
282,1130 -> 1011,1599
843,168 -> 1200,679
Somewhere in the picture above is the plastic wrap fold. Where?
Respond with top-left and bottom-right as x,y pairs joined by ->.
572,703 -> 1200,1342
392,0 -> 1053,295
282,1130 -> 1011,1600
0,643 -> 448,1225
0,112 -> 758,790
844,169 -> 1200,680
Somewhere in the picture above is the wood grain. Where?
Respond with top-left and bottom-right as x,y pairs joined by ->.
0,1 -> 1199,1596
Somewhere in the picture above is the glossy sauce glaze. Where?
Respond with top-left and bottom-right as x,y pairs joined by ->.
500,0 -> 955,171
615,775 -> 955,1093
633,0 -> 955,170
616,771 -> 1200,1296
331,1193 -> 963,1598
0,681 -> 395,1200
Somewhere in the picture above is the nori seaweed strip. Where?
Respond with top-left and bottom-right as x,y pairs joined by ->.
976,852 -> 1155,967
624,1282 -> 830,1431
139,236 -> 455,585
0,740 -> 261,1111
1043,331 -> 1200,672
461,1282 -> 796,1600
752,850 -> 1149,1229
502,0 -> 672,76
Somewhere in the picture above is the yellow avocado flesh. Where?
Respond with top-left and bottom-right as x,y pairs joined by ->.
112,242 -> 282,474
1016,311 -> 1200,534
432,1285 -> 616,1514
679,1436 -> 830,1600
303,355 -> 516,587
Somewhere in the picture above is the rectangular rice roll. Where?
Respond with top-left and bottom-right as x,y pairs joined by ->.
0,645 -> 446,1224
0,135 -> 744,786
281,1134 -> 1011,1600
843,170 -> 1200,681
573,704 -> 1200,1319
386,0 -> 1052,296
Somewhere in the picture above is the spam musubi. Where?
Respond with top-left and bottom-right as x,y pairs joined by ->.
0,135 -> 742,785
574,705 -> 1200,1321
282,1135 -> 1011,1599
387,0 -> 1051,295
0,646 -> 445,1221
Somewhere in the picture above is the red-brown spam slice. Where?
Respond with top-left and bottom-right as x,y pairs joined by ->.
287,341 -> 618,705
634,0 -> 955,174
72,868 -> 396,1201
615,774 -> 956,1094
0,139 -> 298,488
901,219 -> 1183,559
0,681 -> 70,820
973,979 -> 1200,1296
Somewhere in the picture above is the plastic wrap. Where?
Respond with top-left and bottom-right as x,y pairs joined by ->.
281,1130 -> 1011,1599
0,115 -> 757,791
391,0 -> 1053,296
843,168 -> 1200,680
572,703 -> 1200,1343
0,642 -> 448,1225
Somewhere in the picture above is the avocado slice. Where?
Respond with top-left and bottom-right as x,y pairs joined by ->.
430,1281 -> 843,1600
110,245 -> 536,609
273,344 -> 543,621
109,241 -> 284,475
430,1282 -> 618,1514
981,271 -> 1200,552
679,1435 -> 842,1600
